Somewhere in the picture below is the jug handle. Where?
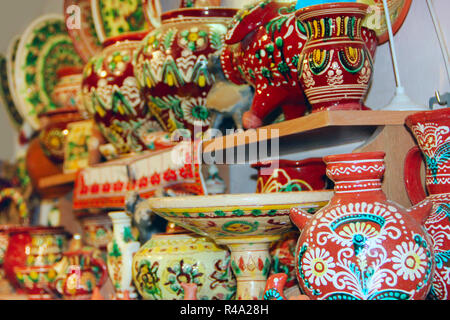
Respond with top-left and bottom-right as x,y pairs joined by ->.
404,146 -> 427,205
91,257 -> 108,289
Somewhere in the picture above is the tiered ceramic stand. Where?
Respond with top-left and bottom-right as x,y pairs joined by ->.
29,109 -> 420,300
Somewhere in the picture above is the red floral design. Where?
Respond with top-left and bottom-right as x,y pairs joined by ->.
163,169 -> 177,182
150,173 -> 161,186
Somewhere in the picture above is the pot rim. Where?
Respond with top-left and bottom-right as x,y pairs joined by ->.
324,151 -> 386,164
161,7 -> 238,21
296,2 -> 370,19
37,107 -> 81,119
405,109 -> 450,128
56,66 -> 84,79
14,265 -> 55,273
102,31 -> 149,48
8,226 -> 68,236
251,158 -> 325,169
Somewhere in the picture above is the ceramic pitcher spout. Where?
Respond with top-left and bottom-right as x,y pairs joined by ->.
407,200 -> 433,225
289,207 -> 313,231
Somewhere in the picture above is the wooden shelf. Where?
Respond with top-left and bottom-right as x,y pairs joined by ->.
38,172 -> 77,189
202,110 -> 417,155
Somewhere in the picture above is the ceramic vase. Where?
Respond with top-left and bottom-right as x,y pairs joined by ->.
252,158 -> 327,193
132,232 -> 236,300
38,107 -> 84,163
79,213 -> 113,251
290,152 -> 435,300
296,3 -> 374,112
3,226 -> 69,291
81,32 -> 163,155
405,109 -> 450,300
51,250 -> 108,300
133,7 -> 238,140
107,211 -> 140,300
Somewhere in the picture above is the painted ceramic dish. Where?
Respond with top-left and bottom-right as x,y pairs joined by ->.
64,0 -> 103,63
146,191 -> 333,300
14,14 -> 84,130
91,0 -> 161,44
6,36 -> 23,128
0,54 -> 23,129
360,0 -> 412,44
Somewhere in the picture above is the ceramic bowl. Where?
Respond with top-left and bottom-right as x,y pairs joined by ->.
14,265 -> 58,300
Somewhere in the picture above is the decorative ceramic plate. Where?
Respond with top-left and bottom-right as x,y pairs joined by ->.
14,14 -> 84,130
0,54 -> 23,130
146,191 -> 333,240
5,35 -> 24,130
64,0 -> 103,63
91,0 -> 153,44
360,0 -> 412,44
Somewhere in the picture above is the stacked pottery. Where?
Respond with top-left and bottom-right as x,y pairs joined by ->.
282,152 -> 435,300
3,226 -> 69,298
81,32 -> 163,155
404,109 -> 450,300
296,2 -> 374,112
133,6 -> 238,139
106,211 -> 140,300
132,232 -> 236,300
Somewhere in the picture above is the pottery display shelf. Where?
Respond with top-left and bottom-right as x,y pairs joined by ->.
145,191 -> 333,300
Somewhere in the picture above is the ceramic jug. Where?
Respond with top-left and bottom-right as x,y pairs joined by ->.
290,152 -> 435,300
107,211 -> 140,300
404,108 -> 450,300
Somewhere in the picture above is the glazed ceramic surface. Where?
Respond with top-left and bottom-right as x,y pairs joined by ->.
91,0 -> 161,44
52,67 -> 84,114
14,14 -> 84,130
146,191 -> 333,300
82,32 -> 164,154
4,36 -> 24,129
3,226 -> 69,289
296,3 -> 374,112
52,250 -> 108,300
0,54 -> 22,129
291,152 -> 435,300
64,0 -> 103,63
38,107 -> 84,163
79,213 -> 113,250
405,109 -> 450,300
107,211 -> 140,299
134,7 -> 238,139
132,233 -> 236,300
252,158 -> 327,193
14,265 -> 57,300
222,1 -> 308,129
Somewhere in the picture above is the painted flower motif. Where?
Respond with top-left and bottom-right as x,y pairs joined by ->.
392,241 -> 428,282
181,98 -> 211,127
302,248 -> 336,287
179,28 -> 208,51
107,51 -> 130,75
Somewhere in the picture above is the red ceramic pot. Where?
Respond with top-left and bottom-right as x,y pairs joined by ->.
51,250 -> 108,300
405,108 -> 450,300
3,226 -> 69,290
14,265 -> 57,300
0,225 -> 20,273
82,32 -> 163,155
252,158 -> 327,193
38,107 -> 84,163
296,3 -> 374,112
290,152 -> 434,300
133,7 -> 238,140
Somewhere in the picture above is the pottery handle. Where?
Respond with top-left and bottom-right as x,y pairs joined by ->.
91,257 -> 108,289
404,146 -> 427,205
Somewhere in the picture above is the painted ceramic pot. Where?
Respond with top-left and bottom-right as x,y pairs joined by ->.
290,152 -> 435,300
221,0 -> 378,129
38,107 -> 84,163
252,158 -> 327,193
296,3 -> 374,112
405,108 -> 450,300
132,232 -> 236,300
52,67 -> 87,118
269,230 -> 299,290
3,226 -> 69,290
180,0 -> 221,7
79,213 -> 113,251
51,250 -> 108,300
82,32 -> 163,155
107,211 -> 140,300
14,265 -> 58,300
133,7 -> 238,140
0,225 -> 20,279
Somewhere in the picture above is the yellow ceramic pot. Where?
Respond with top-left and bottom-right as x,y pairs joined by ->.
132,232 -> 236,300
